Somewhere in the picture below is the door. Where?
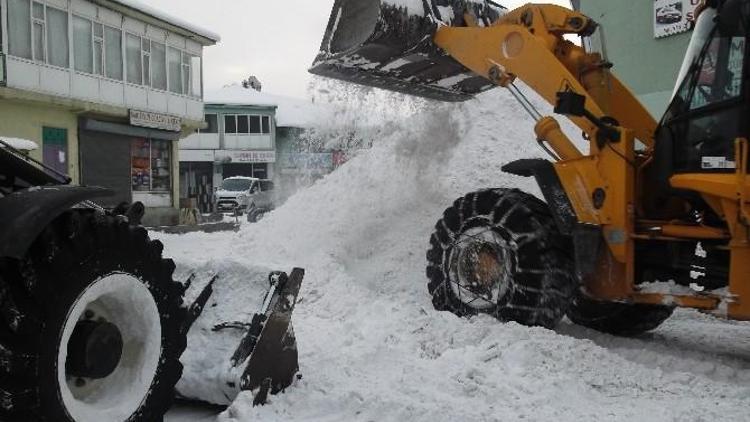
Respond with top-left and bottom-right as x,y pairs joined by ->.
42,127 -> 68,175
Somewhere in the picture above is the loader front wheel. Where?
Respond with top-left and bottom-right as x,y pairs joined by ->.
567,293 -> 674,336
0,210 -> 186,421
426,189 -> 575,329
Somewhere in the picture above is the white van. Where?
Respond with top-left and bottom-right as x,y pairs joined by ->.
215,176 -> 275,220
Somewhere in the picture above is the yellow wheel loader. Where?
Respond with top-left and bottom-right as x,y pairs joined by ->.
311,0 -> 750,335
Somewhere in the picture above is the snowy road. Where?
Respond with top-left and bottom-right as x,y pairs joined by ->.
157,89 -> 750,421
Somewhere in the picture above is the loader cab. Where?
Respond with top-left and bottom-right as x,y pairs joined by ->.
656,0 -> 750,176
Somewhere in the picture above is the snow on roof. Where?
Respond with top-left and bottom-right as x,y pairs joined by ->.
205,85 -> 328,128
108,0 -> 220,43
0,137 -> 39,151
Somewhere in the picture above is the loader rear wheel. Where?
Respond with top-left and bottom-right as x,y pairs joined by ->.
0,210 -> 186,421
426,189 -> 575,329
567,294 -> 674,336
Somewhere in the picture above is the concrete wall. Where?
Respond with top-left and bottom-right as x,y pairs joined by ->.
579,0 -> 692,117
0,99 -> 79,183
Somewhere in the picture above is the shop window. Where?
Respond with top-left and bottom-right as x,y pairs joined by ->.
104,27 -> 122,80
131,139 -> 171,192
224,115 -> 237,134
73,16 -> 93,73
262,116 -> 271,134
126,33 -> 141,84
237,115 -> 249,133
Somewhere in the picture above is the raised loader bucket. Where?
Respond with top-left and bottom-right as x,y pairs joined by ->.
309,0 -> 506,102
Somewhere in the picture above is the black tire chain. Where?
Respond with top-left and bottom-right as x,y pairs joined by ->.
426,188 -> 575,329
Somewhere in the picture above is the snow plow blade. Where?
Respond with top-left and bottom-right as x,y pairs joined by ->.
309,0 -> 506,102
176,265 -> 304,406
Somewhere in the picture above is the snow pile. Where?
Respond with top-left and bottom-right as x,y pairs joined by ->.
158,87 -> 750,421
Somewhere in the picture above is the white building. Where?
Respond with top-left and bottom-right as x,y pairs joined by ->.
0,0 -> 219,225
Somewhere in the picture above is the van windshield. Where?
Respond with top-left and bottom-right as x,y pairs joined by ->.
221,179 -> 254,191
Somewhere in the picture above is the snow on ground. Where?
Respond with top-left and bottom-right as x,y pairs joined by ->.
160,88 -> 750,421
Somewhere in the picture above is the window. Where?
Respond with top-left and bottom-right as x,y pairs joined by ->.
249,116 -> 260,134
9,0 -> 68,67
32,2 -> 45,63
73,16 -> 93,73
93,23 -> 103,75
46,7 -> 68,67
224,115 -> 237,134
223,114 -> 271,135
9,0 -> 32,59
104,27 -> 122,80
688,36 -> 746,110
126,33 -> 141,84
151,42 -> 167,90
131,138 -> 171,192
167,47 -> 181,93
141,38 -> 150,86
203,114 -> 218,133
237,115 -> 249,134
181,52 -> 191,95
190,56 -> 202,97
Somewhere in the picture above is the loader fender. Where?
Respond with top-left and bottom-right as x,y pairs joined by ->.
0,185 -> 113,259
502,159 -> 601,278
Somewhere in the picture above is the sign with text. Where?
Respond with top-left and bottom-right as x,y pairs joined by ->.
216,150 -> 276,163
654,0 -> 700,38
129,110 -> 182,132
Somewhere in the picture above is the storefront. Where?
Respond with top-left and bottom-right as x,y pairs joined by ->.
79,116 -> 180,218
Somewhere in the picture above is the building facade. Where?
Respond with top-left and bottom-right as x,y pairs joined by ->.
180,98 -> 277,212
574,0 -> 698,117
0,0 -> 218,225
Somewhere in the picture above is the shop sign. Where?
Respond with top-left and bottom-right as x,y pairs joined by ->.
654,0 -> 700,39
129,110 -> 182,132
215,150 -> 276,163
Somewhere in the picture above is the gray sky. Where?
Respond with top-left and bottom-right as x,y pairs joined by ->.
148,0 -> 572,99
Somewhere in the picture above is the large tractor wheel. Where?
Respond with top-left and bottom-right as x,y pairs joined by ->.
567,293 -> 674,336
426,188 -> 575,329
0,209 -> 186,421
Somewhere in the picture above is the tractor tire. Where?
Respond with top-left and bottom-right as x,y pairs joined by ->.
567,293 -> 674,336
426,188 -> 575,329
0,209 -> 186,421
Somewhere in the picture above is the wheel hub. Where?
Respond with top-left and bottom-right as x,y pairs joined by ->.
66,319 -> 123,379
449,227 -> 513,310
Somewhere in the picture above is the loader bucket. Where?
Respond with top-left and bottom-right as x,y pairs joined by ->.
309,0 -> 506,102
175,264 -> 305,406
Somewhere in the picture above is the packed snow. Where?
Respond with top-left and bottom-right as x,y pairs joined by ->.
162,86 -> 750,421
0,137 -> 38,151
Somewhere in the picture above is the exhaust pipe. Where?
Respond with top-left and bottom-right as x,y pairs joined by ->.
310,0 -> 506,102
